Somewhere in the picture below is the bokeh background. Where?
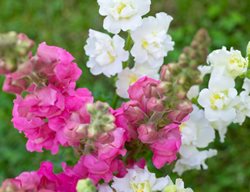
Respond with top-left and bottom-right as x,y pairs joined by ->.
0,0 -> 250,191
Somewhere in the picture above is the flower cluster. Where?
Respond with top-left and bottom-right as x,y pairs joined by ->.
0,162 -> 78,192
98,166 -> 193,192
1,0 -> 250,191
197,46 -> 250,141
172,44 -> 250,176
85,0 -> 174,98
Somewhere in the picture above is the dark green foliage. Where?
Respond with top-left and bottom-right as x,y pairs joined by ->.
0,0 -> 250,191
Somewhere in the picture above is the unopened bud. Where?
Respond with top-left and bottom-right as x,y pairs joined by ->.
76,179 -> 96,192
247,41 -> 250,56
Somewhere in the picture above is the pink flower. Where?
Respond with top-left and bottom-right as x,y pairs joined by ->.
95,128 -> 127,160
128,76 -> 160,102
63,128 -> 127,184
34,42 -> 82,91
63,154 -> 125,184
2,42 -> 82,94
137,124 -> 158,144
0,162 -> 78,192
12,85 -> 93,154
150,123 -> 182,169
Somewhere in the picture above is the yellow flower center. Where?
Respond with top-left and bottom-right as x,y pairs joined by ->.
164,185 -> 177,192
210,91 -> 228,110
129,74 -> 139,85
227,53 -> 247,77
130,181 -> 151,192
179,123 -> 186,131
117,2 -> 127,14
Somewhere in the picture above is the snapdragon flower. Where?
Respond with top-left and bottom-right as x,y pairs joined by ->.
163,178 -> 193,192
84,29 -> 128,77
207,47 -> 248,79
97,0 -> 151,34
110,166 -> 170,192
116,65 -> 159,98
174,145 -> 217,175
174,105 -> 217,175
180,105 -> 215,148
98,166 -> 193,192
198,75 -> 237,122
131,12 -> 174,68
233,90 -> 250,125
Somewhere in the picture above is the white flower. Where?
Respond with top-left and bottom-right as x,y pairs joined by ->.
242,78 -> 250,94
187,85 -> 200,100
173,145 -> 217,175
180,105 -> 215,148
97,0 -> 151,34
98,184 -> 113,192
198,75 -> 237,122
210,120 -> 230,142
163,178 -> 193,192
131,12 -> 174,68
207,47 -> 248,78
198,65 -> 212,78
116,65 -> 159,98
111,166 -> 170,192
233,91 -> 250,125
84,29 -> 129,77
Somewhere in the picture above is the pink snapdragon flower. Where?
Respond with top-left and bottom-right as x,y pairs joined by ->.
12,85 -> 93,154
113,76 -> 184,169
150,123 -> 182,169
63,128 -> 127,184
3,42 -> 82,94
0,162 -> 78,192
34,42 -> 82,91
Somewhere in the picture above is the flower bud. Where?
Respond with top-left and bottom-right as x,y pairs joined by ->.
76,179 -> 96,192
123,101 -> 146,124
86,101 -> 115,138
147,97 -> 165,112
138,124 -> 158,144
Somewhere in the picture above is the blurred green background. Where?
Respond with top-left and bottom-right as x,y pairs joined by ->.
0,0 -> 250,191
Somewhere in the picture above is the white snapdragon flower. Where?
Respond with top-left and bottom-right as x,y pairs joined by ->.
98,184 -> 113,192
111,166 -> 170,192
180,105 -> 215,148
116,65 -> 159,98
242,78 -> 250,94
163,178 -> 193,192
198,65 -> 212,78
173,145 -> 217,175
207,47 -> 248,78
187,85 -> 200,100
131,12 -> 174,68
210,120 -> 230,142
233,91 -> 250,125
97,0 -> 151,34
198,75 -> 237,122
84,29 -> 129,77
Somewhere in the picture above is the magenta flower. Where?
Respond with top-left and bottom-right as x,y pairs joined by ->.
150,123 -> 182,169
0,162 -> 78,192
12,85 -> 93,154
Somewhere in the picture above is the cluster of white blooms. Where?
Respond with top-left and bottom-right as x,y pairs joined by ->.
84,0 -> 174,98
176,45 -> 250,175
174,105 -> 217,175
98,166 -> 193,192
197,46 -> 250,142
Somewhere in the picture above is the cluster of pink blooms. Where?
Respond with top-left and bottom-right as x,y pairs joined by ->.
0,35 -> 190,191
114,77 -> 183,169
0,162 -> 78,192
